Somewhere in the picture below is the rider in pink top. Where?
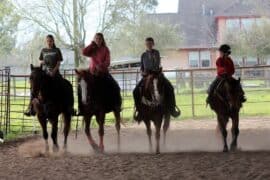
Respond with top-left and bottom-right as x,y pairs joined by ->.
82,33 -> 110,75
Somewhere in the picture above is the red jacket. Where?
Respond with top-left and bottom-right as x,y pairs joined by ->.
216,56 -> 235,77
82,42 -> 110,74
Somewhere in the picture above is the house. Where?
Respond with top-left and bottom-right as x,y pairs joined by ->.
149,0 -> 270,69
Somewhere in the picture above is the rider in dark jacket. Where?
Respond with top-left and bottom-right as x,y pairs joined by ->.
24,35 -> 63,116
133,37 -> 180,120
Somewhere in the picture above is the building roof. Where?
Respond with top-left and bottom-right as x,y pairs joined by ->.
149,0 -> 269,49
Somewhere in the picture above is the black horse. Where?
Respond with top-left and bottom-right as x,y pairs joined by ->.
30,64 -> 74,152
75,69 -> 122,153
208,77 -> 246,152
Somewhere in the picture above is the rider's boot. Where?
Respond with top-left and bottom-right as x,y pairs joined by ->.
133,86 -> 142,121
168,87 -> 181,118
24,93 -> 36,116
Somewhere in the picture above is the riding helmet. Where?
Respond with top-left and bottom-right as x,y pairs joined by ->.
219,44 -> 231,55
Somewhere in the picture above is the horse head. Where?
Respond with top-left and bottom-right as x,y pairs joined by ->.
142,74 -> 163,107
223,77 -> 243,110
30,64 -> 47,94
75,69 -> 93,105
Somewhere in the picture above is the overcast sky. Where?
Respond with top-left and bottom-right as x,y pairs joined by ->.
16,0 -> 179,46
156,0 -> 178,13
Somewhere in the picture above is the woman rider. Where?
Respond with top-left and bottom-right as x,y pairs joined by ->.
77,33 -> 121,115
24,34 -> 63,116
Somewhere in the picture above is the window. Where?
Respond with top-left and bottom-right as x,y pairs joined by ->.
200,51 -> 211,67
188,51 -> 199,67
188,51 -> 211,68
241,18 -> 255,30
226,19 -> 240,30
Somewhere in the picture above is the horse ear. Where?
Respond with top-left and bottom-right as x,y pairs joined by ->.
238,77 -> 241,82
30,64 -> 34,71
75,69 -> 81,76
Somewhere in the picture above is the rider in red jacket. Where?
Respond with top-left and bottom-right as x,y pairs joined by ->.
207,44 -> 235,103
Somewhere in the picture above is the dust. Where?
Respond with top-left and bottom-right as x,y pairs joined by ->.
18,118 -> 270,158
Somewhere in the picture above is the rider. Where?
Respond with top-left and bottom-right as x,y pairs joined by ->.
78,33 -> 120,115
207,44 -> 246,103
24,34 -> 63,116
133,37 -> 180,120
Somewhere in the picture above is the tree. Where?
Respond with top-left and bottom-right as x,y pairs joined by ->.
100,0 -> 181,59
14,0 -> 94,67
225,19 -> 270,64
108,17 -> 181,59
0,0 -> 20,57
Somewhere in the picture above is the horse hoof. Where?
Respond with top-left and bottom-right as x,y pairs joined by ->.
230,145 -> 238,152
53,145 -> 59,153
223,148 -> 229,153
156,151 -> 161,155
91,143 -> 100,153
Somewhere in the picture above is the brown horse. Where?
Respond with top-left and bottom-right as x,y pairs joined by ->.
135,73 -> 172,154
208,77 -> 246,152
75,69 -> 122,153
30,65 -> 74,152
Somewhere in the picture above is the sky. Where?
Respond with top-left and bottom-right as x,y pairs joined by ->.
16,0 -> 179,46
156,0 -> 179,13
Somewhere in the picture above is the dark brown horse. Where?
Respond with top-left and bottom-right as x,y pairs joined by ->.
208,77 -> 246,152
135,74 -> 172,154
30,65 -> 74,152
75,69 -> 122,153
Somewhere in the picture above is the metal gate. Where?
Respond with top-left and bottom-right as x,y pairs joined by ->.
0,67 -> 10,136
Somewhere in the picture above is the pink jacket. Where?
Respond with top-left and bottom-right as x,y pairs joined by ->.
82,42 -> 110,74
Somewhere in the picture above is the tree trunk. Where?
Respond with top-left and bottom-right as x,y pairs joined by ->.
73,0 -> 80,67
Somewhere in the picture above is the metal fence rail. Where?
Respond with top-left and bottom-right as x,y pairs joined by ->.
0,66 -> 270,138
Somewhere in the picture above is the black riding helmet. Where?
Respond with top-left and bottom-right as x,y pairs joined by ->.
219,44 -> 231,55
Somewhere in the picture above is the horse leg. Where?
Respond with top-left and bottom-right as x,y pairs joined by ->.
33,99 -> 49,152
218,115 -> 229,152
97,112 -> 105,153
84,115 -> 99,151
230,112 -> 240,151
63,113 -> 71,149
144,120 -> 153,153
114,111 -> 121,152
163,114 -> 170,147
154,118 -> 162,154
50,118 -> 59,152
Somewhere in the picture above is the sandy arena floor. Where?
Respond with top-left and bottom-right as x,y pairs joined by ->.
1,117 -> 270,180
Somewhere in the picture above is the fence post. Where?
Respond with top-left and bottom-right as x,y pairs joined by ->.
4,67 -> 11,134
190,70 -> 195,118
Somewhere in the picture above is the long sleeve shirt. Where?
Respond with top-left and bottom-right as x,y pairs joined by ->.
216,56 -> 235,77
141,49 -> 161,73
82,42 -> 110,74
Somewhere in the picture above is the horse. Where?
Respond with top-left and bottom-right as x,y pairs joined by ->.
75,69 -> 122,153
29,64 -> 74,152
134,73 -> 172,154
208,77 -> 246,152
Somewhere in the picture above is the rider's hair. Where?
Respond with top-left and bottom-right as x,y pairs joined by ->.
95,33 -> 107,47
145,37 -> 155,44
46,34 -> 57,49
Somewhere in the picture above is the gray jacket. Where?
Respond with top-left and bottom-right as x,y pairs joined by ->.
141,49 -> 161,73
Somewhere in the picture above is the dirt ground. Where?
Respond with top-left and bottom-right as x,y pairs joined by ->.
1,117 -> 270,180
